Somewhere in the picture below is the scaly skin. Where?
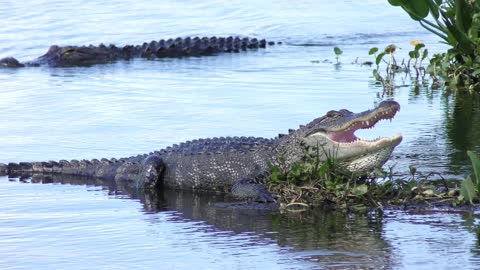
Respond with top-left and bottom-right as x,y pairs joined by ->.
0,36 -> 271,67
0,101 -> 402,202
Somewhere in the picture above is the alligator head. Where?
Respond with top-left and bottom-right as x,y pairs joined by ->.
0,57 -> 25,67
33,45 -> 115,67
278,100 -> 402,173
0,45 -> 119,67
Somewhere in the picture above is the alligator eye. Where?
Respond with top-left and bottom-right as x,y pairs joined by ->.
62,49 -> 75,55
326,110 -> 342,118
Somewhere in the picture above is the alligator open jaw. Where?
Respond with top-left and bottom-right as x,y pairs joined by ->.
325,101 -> 401,144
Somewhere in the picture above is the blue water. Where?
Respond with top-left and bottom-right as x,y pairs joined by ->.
1,0 -> 480,269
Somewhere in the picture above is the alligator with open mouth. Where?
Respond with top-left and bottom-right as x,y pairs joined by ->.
0,36 -> 272,67
0,101 -> 402,202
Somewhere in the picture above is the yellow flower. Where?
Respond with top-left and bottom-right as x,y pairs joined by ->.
410,40 -> 421,46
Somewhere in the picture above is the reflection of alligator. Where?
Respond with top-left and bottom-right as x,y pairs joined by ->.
0,101 -> 402,201
0,36 -> 271,67
4,174 -> 394,269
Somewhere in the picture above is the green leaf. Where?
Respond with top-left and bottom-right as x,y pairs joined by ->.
421,48 -> 428,61
351,184 -> 368,196
333,47 -> 343,56
387,0 -> 403,6
368,47 -> 379,55
414,43 -> 426,51
376,52 -> 386,65
460,176 -> 477,204
467,151 -> 480,193
472,69 -> 480,77
403,0 -> 430,21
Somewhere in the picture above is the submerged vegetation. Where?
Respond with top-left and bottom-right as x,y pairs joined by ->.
266,146 -> 480,211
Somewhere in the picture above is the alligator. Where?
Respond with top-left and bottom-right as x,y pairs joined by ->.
0,101 -> 402,202
0,36 -> 273,67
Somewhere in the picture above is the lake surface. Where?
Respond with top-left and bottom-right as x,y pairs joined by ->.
1,0 -> 480,269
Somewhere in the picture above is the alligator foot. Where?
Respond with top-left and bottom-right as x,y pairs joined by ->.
114,154 -> 165,189
231,177 -> 276,203
139,154 -> 165,189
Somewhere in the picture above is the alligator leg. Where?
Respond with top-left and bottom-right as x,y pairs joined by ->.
231,177 -> 276,203
139,154 -> 165,189
114,154 -> 165,189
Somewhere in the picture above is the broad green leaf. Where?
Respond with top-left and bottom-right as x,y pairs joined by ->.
460,176 -> 477,204
414,43 -> 426,51
387,0 -> 403,6
409,0 -> 430,19
376,52 -> 386,65
469,14 -> 480,40
403,0 -> 430,21
333,47 -> 343,56
421,49 -> 428,61
467,150 -> 480,190
368,47 -> 379,55
352,184 -> 368,196
472,69 -> 480,77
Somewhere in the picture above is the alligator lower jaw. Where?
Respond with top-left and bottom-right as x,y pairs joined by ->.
333,134 -> 403,148
309,132 -> 403,149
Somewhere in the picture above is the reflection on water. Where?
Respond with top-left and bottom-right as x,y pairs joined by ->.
2,174 -> 480,269
445,92 -> 480,175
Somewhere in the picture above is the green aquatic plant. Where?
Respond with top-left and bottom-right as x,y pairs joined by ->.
333,46 -> 343,64
407,40 -> 428,68
387,0 -> 478,57
368,44 -> 403,91
388,0 -> 480,91
468,150 -> 480,190
458,151 -> 480,204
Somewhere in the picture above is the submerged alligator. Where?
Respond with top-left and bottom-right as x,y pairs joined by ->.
0,36 -> 272,68
0,101 -> 402,202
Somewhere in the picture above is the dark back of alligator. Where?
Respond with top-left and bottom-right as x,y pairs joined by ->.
0,36 -> 270,67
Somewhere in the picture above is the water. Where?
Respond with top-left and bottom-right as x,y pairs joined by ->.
1,0 -> 480,269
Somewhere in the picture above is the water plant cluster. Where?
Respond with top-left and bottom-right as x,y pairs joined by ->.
265,146 -> 480,211
388,0 -> 480,92
329,1 -> 480,92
